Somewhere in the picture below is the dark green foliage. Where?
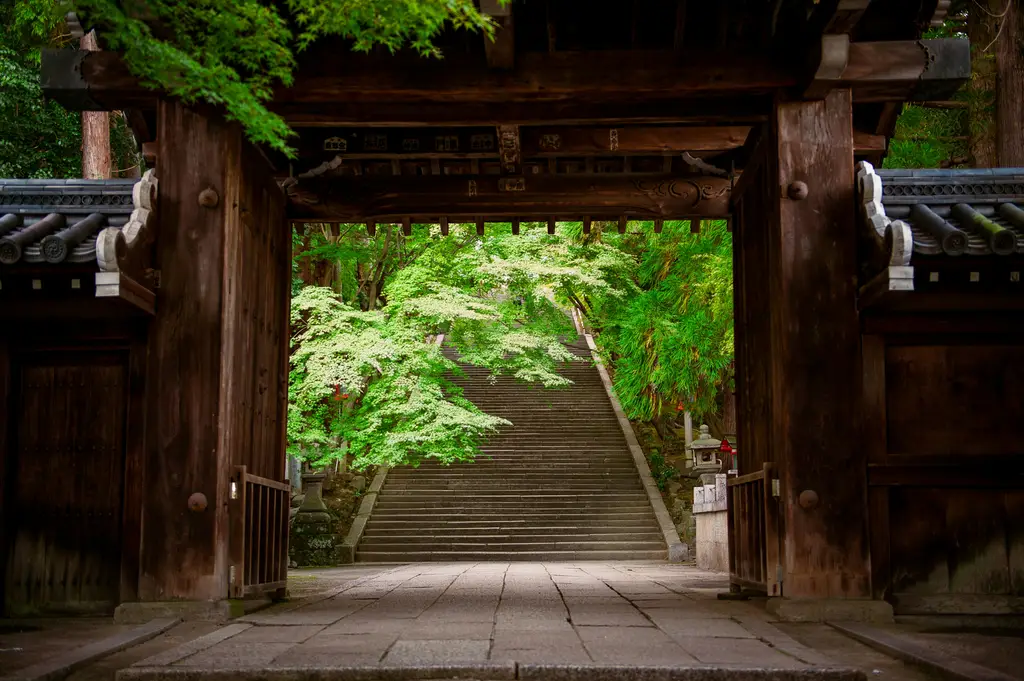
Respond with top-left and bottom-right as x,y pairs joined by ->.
65,0 -> 497,156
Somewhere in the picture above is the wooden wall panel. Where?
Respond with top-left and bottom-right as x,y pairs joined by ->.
890,488 -> 1024,613
885,344 -> 1024,458
3,353 -> 127,616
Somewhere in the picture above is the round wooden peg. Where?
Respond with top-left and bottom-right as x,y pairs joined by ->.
787,181 -> 809,201
198,187 -> 219,208
798,489 -> 819,510
188,492 -> 208,512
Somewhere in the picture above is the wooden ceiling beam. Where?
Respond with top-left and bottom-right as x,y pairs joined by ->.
282,173 -> 732,222
521,125 -> 750,155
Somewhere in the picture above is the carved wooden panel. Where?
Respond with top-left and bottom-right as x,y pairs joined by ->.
3,352 -> 127,615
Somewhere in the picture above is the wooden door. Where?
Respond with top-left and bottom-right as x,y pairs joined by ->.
3,351 -> 128,616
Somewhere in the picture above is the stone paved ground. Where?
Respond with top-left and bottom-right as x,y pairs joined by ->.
120,563 -> 926,679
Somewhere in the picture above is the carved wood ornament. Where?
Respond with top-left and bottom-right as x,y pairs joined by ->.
856,161 -> 914,298
96,168 -> 159,312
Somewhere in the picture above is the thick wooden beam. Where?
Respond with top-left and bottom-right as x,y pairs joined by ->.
838,39 -> 971,102
283,174 -> 732,221
44,42 -> 969,119
521,126 -> 750,155
280,96 -> 772,128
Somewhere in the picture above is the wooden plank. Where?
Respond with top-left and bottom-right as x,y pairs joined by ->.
728,468 -> 767,487
119,334 -> 147,604
772,90 -> 869,599
521,126 -> 751,156
284,174 -> 733,221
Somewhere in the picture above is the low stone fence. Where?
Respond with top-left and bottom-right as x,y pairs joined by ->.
692,473 -> 729,572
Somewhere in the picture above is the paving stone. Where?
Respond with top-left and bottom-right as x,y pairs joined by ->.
320,618 -> 411,636
173,642 -> 295,668
228,625 -> 325,644
674,636 -> 806,667
647,614 -> 756,638
566,603 -> 651,627
383,639 -> 490,665
576,626 -> 694,665
399,622 -> 494,640
489,646 -> 593,664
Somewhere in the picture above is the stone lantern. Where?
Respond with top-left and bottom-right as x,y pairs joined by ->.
688,424 -> 723,477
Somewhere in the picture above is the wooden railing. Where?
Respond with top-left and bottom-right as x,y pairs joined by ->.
229,465 -> 290,599
726,462 -> 781,596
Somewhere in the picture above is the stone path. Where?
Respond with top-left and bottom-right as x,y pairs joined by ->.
120,563 -> 873,679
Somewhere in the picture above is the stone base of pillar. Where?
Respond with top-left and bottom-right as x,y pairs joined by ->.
766,597 -> 894,623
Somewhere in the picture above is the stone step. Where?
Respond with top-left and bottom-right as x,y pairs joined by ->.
357,539 -> 667,551
366,511 -> 656,521
364,515 -> 660,526
361,526 -> 661,538
360,532 -> 664,544
356,549 -> 669,561
373,495 -> 650,506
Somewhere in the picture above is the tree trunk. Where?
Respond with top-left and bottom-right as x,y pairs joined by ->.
80,31 -> 111,179
997,0 -> 1024,165
968,3 -> 999,167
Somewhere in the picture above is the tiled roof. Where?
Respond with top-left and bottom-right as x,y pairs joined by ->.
0,178 -> 137,266
865,166 -> 1024,257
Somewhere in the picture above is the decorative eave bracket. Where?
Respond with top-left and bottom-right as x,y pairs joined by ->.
95,169 -> 158,314
857,161 -> 914,306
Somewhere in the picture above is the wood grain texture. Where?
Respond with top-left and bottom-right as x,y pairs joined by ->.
4,352 -> 127,615
772,90 -> 870,599
284,174 -> 732,221
885,344 -> 1024,458
141,101 -> 235,602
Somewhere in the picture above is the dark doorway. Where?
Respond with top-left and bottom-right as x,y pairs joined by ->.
2,351 -> 128,616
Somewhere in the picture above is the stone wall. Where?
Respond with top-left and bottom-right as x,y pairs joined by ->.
693,474 -> 729,573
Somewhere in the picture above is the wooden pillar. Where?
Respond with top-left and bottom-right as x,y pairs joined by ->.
136,101 -> 289,607
138,102 -> 238,602
733,90 -> 873,611
770,89 -> 870,600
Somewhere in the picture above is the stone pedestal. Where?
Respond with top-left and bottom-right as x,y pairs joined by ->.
289,474 -> 341,567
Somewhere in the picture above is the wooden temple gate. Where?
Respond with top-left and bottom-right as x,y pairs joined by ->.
2,0 -> 1019,619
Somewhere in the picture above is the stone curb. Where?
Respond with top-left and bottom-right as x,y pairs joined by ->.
584,333 -> 689,562
339,466 -> 390,564
115,663 -> 865,681
1,617 -> 180,681
828,621 -> 1017,681
118,663 -> 516,681
518,666 -> 865,681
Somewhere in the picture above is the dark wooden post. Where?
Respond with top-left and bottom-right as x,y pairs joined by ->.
770,90 -> 872,604
132,101 -> 289,612
733,90 -> 877,617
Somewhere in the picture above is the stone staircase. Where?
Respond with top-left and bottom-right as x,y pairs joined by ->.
355,336 -> 669,561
